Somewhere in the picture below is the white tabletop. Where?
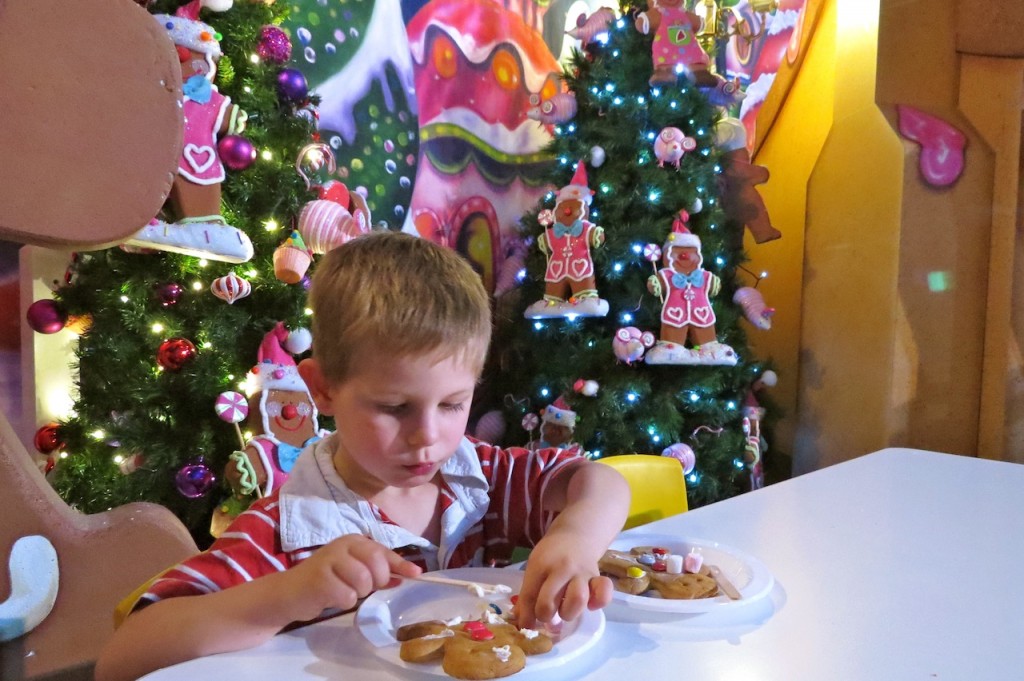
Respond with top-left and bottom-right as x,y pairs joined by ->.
143,448 -> 1024,681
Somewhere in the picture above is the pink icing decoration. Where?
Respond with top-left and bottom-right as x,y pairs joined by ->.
896,105 -> 967,188
272,368 -> 286,380
683,551 -> 703,573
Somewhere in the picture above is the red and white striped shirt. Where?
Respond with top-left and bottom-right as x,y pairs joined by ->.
137,436 -> 583,612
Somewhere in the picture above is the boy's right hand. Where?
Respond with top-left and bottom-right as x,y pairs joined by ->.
281,534 -> 421,622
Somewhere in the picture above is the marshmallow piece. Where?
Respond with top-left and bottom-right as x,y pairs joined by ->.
666,554 -> 684,574
684,551 -> 704,573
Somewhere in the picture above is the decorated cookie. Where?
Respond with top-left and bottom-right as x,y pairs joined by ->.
599,547 -> 720,600
397,619 -> 450,641
400,629 -> 454,663
442,638 -> 527,680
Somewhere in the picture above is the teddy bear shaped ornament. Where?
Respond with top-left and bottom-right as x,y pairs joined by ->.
125,0 -> 256,263
645,211 -> 737,365
524,162 -> 609,319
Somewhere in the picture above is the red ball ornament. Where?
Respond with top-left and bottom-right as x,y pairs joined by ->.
26,299 -> 67,334
157,337 -> 197,371
34,422 -> 64,454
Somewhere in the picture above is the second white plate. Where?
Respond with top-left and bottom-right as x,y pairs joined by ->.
606,532 -> 774,613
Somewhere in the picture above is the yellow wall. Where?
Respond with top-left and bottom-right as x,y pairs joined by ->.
752,0 -> 1024,471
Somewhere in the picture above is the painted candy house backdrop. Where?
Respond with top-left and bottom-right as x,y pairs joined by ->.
282,0 -> 810,293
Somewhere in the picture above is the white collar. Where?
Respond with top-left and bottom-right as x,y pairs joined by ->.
278,435 -> 491,568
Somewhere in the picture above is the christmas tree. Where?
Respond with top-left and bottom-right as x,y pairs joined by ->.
47,0 -> 326,546
486,2 -> 777,508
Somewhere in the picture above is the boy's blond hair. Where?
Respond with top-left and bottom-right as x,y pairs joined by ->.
307,231 -> 492,383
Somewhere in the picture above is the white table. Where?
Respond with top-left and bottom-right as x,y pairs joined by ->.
143,448 -> 1024,680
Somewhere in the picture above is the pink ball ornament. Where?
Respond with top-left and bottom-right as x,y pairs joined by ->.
257,25 -> 292,64
662,443 -> 696,474
26,299 -> 67,334
218,135 -> 257,171
473,410 -> 507,443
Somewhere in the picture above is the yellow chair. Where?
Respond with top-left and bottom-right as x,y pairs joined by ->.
598,455 -> 688,529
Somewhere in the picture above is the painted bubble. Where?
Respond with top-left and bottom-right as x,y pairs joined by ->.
334,29 -> 345,42
384,140 -> 395,153
394,205 -> 405,217
325,43 -> 336,55
296,27 -> 312,45
399,176 -> 411,188
329,135 -> 343,149
349,27 -> 360,39
352,158 -> 364,171
304,46 -> 316,63
385,160 -> 397,174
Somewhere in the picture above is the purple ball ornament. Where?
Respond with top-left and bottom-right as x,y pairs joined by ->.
257,25 -> 292,64
218,135 -> 257,171
276,68 -> 309,104
175,459 -> 216,498
26,299 -> 67,334
155,282 -> 184,307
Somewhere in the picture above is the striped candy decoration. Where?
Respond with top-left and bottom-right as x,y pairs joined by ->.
297,200 -> 349,254
210,272 -> 251,304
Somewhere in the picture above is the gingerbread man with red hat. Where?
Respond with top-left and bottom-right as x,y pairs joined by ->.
214,323 -> 330,534
525,162 -> 609,319
645,210 -> 737,365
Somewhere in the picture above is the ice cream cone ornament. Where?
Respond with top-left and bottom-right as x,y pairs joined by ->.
556,162 -> 595,205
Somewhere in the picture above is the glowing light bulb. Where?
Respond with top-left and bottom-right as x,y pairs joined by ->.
264,219 -> 280,232
90,429 -> 105,440
151,323 -> 164,334
540,387 -> 550,398
626,393 -> 638,403
249,53 -> 260,64
261,150 -> 273,161
304,307 -> 314,316
621,313 -> 634,324
120,295 -> 129,303
191,281 -> 203,291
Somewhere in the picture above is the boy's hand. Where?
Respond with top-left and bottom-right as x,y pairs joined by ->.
515,529 -> 613,629
281,534 -> 421,622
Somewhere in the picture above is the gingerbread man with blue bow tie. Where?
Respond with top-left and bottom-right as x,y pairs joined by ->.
214,323 -> 330,536
645,211 -> 737,365
524,162 -> 609,319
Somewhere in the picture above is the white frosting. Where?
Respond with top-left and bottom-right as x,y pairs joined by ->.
492,645 -> 512,663
484,611 -> 504,624
420,630 -> 455,640
444,616 -> 464,626
468,584 -> 486,598
520,628 -> 540,640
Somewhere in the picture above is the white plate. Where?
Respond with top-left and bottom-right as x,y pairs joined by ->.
356,567 -> 605,677
606,533 -> 774,613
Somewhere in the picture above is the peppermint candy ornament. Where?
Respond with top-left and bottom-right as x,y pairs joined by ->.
215,390 -> 250,448
642,243 -> 662,262
211,272 -> 252,304
215,391 -> 249,423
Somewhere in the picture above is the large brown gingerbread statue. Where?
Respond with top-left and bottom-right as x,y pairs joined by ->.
0,1 -> 198,677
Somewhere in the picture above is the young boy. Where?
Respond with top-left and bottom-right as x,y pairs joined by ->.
95,232 -> 630,681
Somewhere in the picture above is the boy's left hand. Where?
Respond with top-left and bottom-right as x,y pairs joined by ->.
515,529 -> 613,629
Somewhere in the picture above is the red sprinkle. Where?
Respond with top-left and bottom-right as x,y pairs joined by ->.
652,560 -> 667,572
652,547 -> 669,556
510,595 -> 519,605
462,621 -> 487,632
